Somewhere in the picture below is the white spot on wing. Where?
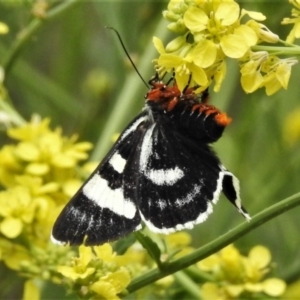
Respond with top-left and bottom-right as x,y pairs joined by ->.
139,124 -> 184,186
50,234 -> 66,246
158,199 -> 167,210
140,124 -> 155,171
119,114 -> 148,142
109,152 -> 126,173
147,167 -> 184,185
83,174 -> 136,219
175,184 -> 202,207
212,169 -> 224,204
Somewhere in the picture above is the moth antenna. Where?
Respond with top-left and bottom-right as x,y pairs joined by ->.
166,70 -> 175,86
105,26 -> 149,88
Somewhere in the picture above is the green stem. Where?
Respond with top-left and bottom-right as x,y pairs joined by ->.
252,45 -> 300,55
3,0 -> 80,76
174,271 -> 201,299
278,38 -> 300,48
126,191 -> 300,294
185,266 -> 215,282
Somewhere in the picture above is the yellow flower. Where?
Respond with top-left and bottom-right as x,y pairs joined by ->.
282,0 -> 300,43
240,51 -> 267,93
155,0 -> 292,95
23,280 -> 40,300
91,269 -> 131,300
164,231 -> 191,248
201,282 -> 226,300
163,231 -> 194,258
0,238 -> 30,270
240,52 -> 297,95
94,243 -> 116,262
0,116 -> 92,188
198,244 -> 286,298
244,245 -> 271,282
261,56 -> 296,95
282,107 -> 300,146
246,20 -> 279,44
0,186 -> 36,238
57,245 -> 96,281
56,243 -> 132,299
154,0 -> 273,92
0,22 -> 9,34
153,36 -> 208,91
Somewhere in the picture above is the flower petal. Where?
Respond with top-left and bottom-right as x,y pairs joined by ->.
189,64 -> 208,87
262,278 -> 286,296
215,2 -> 240,26
153,37 -> 166,54
276,63 -> 291,89
220,34 -> 249,58
234,25 -> 258,47
192,40 -> 217,68
183,6 -> 208,32
0,217 -> 23,238
241,71 -> 264,93
91,280 -> 119,300
248,245 -> 271,268
157,53 -> 183,69
241,9 -> 266,21
23,280 -> 40,300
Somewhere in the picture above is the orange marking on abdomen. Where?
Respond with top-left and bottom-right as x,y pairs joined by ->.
167,98 -> 179,111
214,113 -> 232,126
191,104 -> 203,112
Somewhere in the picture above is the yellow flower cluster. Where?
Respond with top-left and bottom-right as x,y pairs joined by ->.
0,117 -> 93,299
198,244 -> 286,299
154,0 -> 297,95
0,116 -> 92,243
57,244 -> 132,300
282,0 -> 300,43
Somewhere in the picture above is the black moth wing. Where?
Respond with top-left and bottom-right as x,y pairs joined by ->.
51,112 -> 148,246
137,120 -> 224,233
137,97 -> 250,233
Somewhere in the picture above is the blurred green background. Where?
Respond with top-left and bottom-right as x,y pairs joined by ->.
1,0 -> 300,297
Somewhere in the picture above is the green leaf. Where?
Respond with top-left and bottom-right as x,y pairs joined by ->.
134,231 -> 163,269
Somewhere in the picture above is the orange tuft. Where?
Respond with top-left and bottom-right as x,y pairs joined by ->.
215,113 -> 232,126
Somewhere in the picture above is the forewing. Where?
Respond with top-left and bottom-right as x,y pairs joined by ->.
51,113 -> 147,246
137,123 -> 226,233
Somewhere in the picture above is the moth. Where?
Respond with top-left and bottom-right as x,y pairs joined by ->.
51,75 -> 250,246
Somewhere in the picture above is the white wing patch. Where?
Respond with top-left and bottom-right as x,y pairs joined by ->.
147,167 -> 184,185
51,234 -> 66,245
222,169 -> 251,221
175,184 -> 202,207
212,170 -> 224,204
140,124 -> 184,186
83,174 -> 136,219
119,114 -> 148,142
109,152 -> 126,173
